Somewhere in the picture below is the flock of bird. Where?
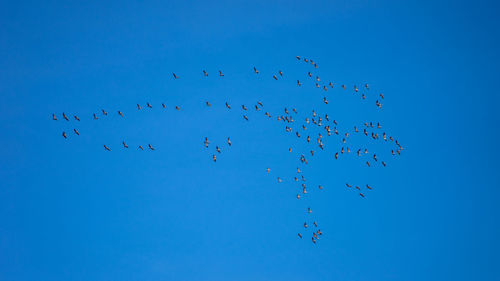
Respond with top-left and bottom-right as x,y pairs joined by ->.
52,56 -> 403,245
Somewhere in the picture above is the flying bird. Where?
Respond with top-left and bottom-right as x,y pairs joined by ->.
73,129 -> 79,136
253,67 -> 259,74
203,70 -> 208,76
62,131 -> 67,139
148,144 -> 155,150
74,115 -> 80,121
93,114 -> 98,120
52,114 -> 57,120
63,113 -> 69,121
219,70 -> 224,77
173,73 -> 178,79
123,141 -> 128,148
104,145 -> 111,151
118,111 -> 124,117
102,109 -> 107,115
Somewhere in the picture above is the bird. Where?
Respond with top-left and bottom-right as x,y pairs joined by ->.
329,82 -> 334,88
63,113 -> 69,121
255,105 -> 260,111
304,222 -> 308,228
279,70 -> 283,76
102,109 -> 108,115
296,56 -> 301,60
243,115 -> 249,121
52,114 -> 58,120
258,101 -> 263,107
265,112 -> 271,118
308,72 -> 312,77
346,183 -> 352,188
242,105 -> 247,110
62,131 -> 67,139
354,85 -> 359,92
219,70 -> 224,77
323,97 -> 328,104
298,233 -> 303,238
225,102 -> 231,109
206,101 -> 211,107
360,193 -> 365,198
308,207 -> 312,213
277,177 -> 282,183
123,141 -> 128,148
289,147 -> 292,153
297,167 -> 301,173
297,80 -> 301,86
216,146 -> 221,153
147,103 -> 152,108
312,237 -> 316,244
365,83 -> 369,90
373,154 -> 378,161
203,70 -> 208,76
73,129 -> 79,136
74,115 -> 80,121
253,67 -> 259,74
213,155 -> 217,162
273,75 -> 278,80
318,185 -> 323,190
104,145 -> 111,151
162,103 -> 166,108
118,111 -> 124,117
382,161 -> 386,167
376,100 -> 382,108
148,144 -> 155,150
93,113 -> 98,120
335,152 -> 338,159
380,93 -> 384,99
313,221 -> 318,227
366,184 -> 372,190
173,73 -> 178,79
139,145 -> 144,150
366,161 -> 370,167
137,104 -> 141,110
175,106 -> 180,111
266,168 -> 270,173
227,137 -> 231,146
296,194 -> 300,199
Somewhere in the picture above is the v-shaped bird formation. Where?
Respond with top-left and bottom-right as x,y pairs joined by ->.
52,56 -> 404,245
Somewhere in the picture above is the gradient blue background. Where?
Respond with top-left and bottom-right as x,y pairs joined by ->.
1,1 -> 499,280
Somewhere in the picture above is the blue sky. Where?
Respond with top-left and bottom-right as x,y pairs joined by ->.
0,0 -> 499,280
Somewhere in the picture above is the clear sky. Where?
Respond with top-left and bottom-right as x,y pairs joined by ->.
0,0 -> 499,280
